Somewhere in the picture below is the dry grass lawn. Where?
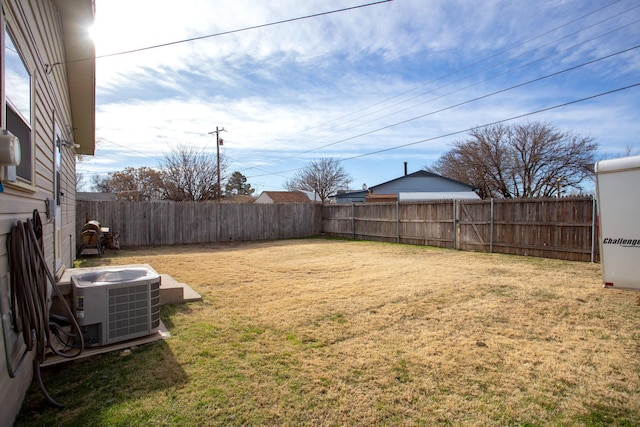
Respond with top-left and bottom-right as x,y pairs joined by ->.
17,238 -> 640,426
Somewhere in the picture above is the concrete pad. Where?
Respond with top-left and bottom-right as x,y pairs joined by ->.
43,265 -> 202,367
42,321 -> 170,367
160,273 -> 202,305
57,264 -> 201,304
181,285 -> 202,303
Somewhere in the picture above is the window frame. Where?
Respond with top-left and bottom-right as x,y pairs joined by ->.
2,15 -> 35,190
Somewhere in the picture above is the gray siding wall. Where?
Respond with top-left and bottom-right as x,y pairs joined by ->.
1,1 -> 79,424
373,176 -> 472,194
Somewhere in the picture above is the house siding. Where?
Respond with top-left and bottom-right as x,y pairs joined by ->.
255,191 -> 311,203
372,176 -> 474,194
255,193 -> 274,203
1,1 -> 86,424
332,172 -> 477,204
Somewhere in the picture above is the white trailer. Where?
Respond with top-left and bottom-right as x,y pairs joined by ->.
595,155 -> 640,290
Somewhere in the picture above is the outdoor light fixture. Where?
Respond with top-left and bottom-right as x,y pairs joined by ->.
59,139 -> 80,149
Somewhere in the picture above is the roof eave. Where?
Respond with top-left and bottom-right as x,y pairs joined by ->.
54,0 -> 96,156
370,170 -> 477,191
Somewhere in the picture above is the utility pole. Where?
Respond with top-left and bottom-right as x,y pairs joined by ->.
208,126 -> 226,200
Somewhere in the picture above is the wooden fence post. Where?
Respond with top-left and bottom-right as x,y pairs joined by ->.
490,198 -> 494,253
396,201 -> 400,243
453,200 -> 458,250
591,197 -> 597,263
352,203 -> 355,240
79,198 -> 597,262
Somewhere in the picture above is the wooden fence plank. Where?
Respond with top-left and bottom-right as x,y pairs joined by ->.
77,197 -> 598,262
321,197 -> 597,262
77,201 -> 322,247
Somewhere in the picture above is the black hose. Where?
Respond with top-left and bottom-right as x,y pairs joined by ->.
6,210 -> 85,408
33,359 -> 62,409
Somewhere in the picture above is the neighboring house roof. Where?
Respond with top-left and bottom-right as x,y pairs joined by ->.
370,170 -> 477,193
255,191 -> 312,203
329,190 -> 368,203
330,171 -> 478,203
53,0 -> 96,155
76,192 -> 118,201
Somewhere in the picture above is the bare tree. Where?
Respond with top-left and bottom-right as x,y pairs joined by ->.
429,122 -> 597,199
76,171 -> 86,191
92,173 -> 109,192
93,167 -> 164,201
623,145 -> 639,157
160,144 -> 227,201
285,158 -> 351,202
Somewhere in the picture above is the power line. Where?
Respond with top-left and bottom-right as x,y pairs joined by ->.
82,1 -> 638,183
97,138 -> 161,159
317,7 -> 640,137
240,0 -> 636,172
285,0 -> 627,139
88,79 -> 640,182
52,0 -> 393,67
245,83 -> 640,178
341,83 -> 640,161
252,43 -> 640,165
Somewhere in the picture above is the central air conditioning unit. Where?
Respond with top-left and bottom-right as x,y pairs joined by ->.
71,267 -> 161,347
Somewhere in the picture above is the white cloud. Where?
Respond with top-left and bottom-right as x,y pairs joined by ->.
81,0 -> 640,192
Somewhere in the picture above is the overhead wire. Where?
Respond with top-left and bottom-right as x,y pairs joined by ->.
79,1 -> 638,184
361,20 -> 640,125
340,83 -> 640,161
52,0 -> 393,67
87,0 -> 631,169
239,1 -> 640,173
245,42 -> 640,171
245,82 -> 640,178
283,0 -> 627,138
80,135 -> 231,180
310,44 -> 640,149
313,7 -> 640,137
79,2 -> 395,179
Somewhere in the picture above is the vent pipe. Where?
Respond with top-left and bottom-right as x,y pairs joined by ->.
404,162 -> 408,176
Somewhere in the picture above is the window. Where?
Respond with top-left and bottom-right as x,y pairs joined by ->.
4,27 -> 32,184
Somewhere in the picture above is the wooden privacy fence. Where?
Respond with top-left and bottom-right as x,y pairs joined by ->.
77,197 -> 598,262
322,197 -> 599,262
76,200 -> 322,247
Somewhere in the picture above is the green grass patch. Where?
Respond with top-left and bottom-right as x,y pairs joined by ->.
15,239 -> 640,426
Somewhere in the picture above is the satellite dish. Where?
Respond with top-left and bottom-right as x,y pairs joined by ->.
362,183 -> 368,190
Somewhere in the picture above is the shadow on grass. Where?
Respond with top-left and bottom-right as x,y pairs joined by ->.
80,238 -> 339,259
15,312 -> 189,426
160,302 -> 192,330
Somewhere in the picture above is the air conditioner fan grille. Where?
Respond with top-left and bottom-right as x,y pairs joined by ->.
108,284 -> 150,340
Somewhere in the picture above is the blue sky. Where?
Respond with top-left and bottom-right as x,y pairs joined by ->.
79,0 -> 640,194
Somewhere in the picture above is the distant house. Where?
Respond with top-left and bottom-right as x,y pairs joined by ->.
1,1 -> 96,424
77,192 -> 118,202
331,189 -> 369,203
255,191 -> 312,204
331,171 -> 479,203
299,190 -> 321,202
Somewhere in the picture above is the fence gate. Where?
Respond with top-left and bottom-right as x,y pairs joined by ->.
456,200 -> 492,253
